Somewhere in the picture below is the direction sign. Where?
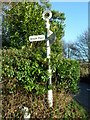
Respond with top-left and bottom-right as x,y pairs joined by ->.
29,35 -> 45,42
48,32 -> 56,45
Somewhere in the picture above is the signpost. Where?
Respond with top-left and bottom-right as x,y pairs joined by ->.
42,10 -> 53,107
29,35 -> 45,42
48,32 -> 56,45
29,10 -> 55,108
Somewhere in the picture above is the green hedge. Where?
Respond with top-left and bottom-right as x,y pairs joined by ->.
2,47 -> 48,95
52,59 -> 80,93
2,48 -> 80,94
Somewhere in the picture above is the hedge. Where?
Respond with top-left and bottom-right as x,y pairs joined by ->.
2,48 -> 80,94
52,58 -> 80,93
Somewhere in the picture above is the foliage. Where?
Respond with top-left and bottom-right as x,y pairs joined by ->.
51,57 -> 80,93
2,47 -> 48,95
80,62 -> 90,78
2,47 -> 80,94
2,2 -> 83,119
2,2 -> 45,48
0,52 -> 1,82
80,62 -> 90,83
2,85 -> 88,119
2,2 -> 65,49
2,2 -> 68,94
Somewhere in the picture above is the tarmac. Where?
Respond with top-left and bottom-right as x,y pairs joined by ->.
72,82 -> 90,114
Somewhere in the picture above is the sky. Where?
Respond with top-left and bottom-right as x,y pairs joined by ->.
50,2 -> 88,43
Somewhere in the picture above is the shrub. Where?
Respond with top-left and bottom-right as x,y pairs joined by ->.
2,46 -> 80,94
2,47 -> 48,95
2,86 -> 88,119
52,58 -> 80,93
80,62 -> 90,83
80,62 -> 90,78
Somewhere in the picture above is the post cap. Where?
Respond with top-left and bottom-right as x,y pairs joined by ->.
43,10 -> 52,21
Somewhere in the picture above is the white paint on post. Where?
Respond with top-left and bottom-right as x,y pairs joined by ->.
47,39 -> 53,107
29,10 -> 54,108
22,107 -> 30,120
47,40 -> 50,58
48,90 -> 53,107
42,10 -> 52,21
43,10 -> 53,107
48,30 -> 53,37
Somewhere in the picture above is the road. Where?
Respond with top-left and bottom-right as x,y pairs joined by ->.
72,82 -> 90,113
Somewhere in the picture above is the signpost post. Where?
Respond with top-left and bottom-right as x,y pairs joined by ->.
29,10 -> 55,108
43,10 -> 53,107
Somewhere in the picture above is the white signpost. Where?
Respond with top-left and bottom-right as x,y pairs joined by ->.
43,10 -> 53,107
29,10 -> 55,108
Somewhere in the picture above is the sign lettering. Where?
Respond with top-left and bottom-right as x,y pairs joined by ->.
29,35 -> 45,42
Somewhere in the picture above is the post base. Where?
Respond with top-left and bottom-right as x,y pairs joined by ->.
48,89 -> 53,107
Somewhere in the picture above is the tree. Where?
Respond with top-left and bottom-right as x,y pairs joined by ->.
62,30 -> 90,62
70,30 -> 90,62
62,40 -> 73,59
88,28 -> 90,62
62,40 -> 67,58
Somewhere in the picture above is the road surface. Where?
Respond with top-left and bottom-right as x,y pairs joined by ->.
73,82 -> 90,113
